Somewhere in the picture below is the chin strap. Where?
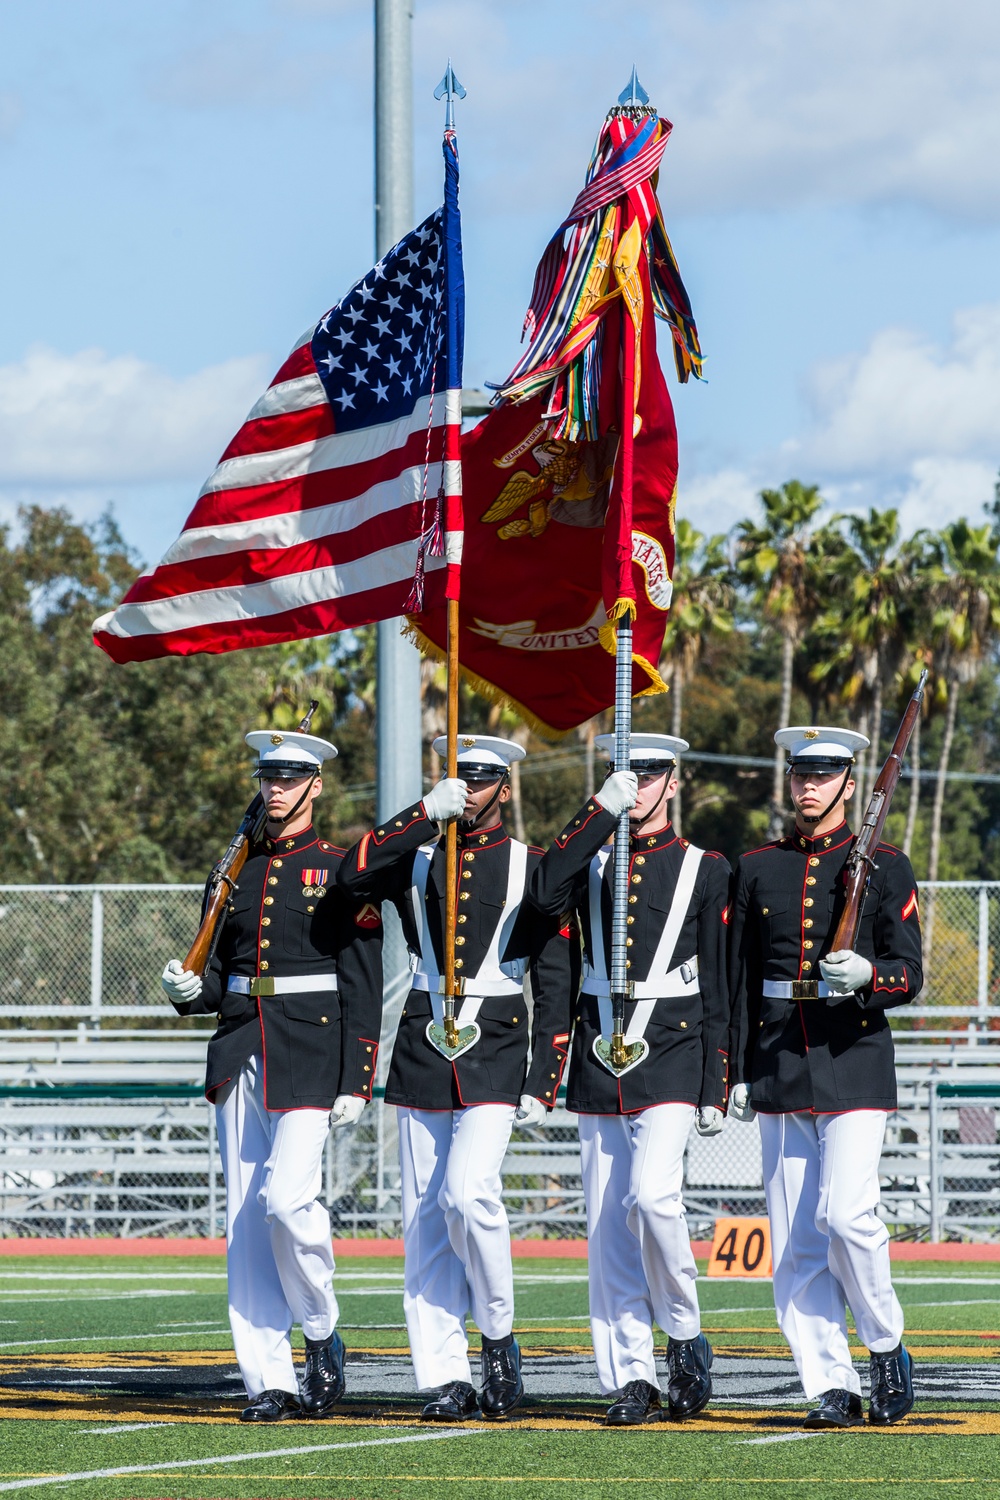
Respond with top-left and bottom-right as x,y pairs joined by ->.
267,773 -> 319,829
629,778 -> 670,837
459,775 -> 509,832
798,766 -> 853,826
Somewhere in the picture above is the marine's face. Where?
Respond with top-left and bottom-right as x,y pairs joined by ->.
460,775 -> 510,827
789,767 -> 854,823
629,767 -> 679,829
259,772 -> 322,826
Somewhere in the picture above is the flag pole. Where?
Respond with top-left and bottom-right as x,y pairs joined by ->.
609,314 -> 636,1072
435,62 -> 467,1054
606,69 -> 652,1075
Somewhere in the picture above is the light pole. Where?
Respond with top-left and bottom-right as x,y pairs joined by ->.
374,0 -> 422,825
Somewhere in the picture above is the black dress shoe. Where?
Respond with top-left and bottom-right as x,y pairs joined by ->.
420,1380 -> 480,1422
239,1388 -> 301,1423
299,1330 -> 346,1415
665,1333 -> 713,1419
605,1379 -> 663,1426
869,1344 -> 914,1425
479,1338 -> 524,1419
803,1388 -> 864,1429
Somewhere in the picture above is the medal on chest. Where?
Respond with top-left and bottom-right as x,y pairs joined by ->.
302,868 -> 328,898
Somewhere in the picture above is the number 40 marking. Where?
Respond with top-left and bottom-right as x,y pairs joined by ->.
707,1216 -> 773,1278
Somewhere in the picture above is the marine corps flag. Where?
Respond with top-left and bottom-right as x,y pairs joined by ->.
411,91 -> 701,735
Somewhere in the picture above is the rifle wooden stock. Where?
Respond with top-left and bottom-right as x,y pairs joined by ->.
183,793 -> 266,976
831,671 -> 927,953
180,699 -> 320,979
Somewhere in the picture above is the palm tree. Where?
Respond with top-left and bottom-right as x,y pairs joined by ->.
925,520 -> 1000,885
808,509 -> 913,805
735,481 -> 827,837
658,520 -> 735,834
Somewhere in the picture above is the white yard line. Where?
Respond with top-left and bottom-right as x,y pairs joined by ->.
0,1272 -> 226,1282
740,1431 -> 824,1446
78,1424 -> 170,1435
895,1276 -> 1000,1285
0,1425 -> 484,1494
0,1330 -> 230,1351
905,1297 -> 998,1306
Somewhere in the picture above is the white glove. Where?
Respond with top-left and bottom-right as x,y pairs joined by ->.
729,1083 -> 756,1122
594,770 -> 638,817
161,959 -> 203,1004
695,1106 -> 724,1137
330,1095 -> 367,1129
422,778 -> 469,822
514,1094 -> 547,1126
819,950 -> 874,995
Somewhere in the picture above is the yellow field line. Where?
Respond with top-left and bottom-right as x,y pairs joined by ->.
1,1404 -> 998,1433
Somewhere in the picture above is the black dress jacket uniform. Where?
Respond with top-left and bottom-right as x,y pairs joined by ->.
728,821 -> 923,1113
171,825 -> 383,1112
335,802 -> 576,1111
527,799 -> 732,1115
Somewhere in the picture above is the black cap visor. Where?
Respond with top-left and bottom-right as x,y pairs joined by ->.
459,763 -> 509,784
786,756 -> 854,777
253,762 -> 320,782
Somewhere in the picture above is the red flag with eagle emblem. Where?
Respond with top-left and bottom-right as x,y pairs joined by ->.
410,103 -> 701,736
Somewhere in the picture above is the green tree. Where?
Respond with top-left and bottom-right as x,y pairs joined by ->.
658,520 -> 734,835
735,481 -> 828,836
924,520 -> 1000,886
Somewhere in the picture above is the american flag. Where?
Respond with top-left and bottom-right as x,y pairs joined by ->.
94,137 -> 464,662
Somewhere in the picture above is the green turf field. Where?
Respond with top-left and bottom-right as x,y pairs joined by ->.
1,1253 -> 999,1498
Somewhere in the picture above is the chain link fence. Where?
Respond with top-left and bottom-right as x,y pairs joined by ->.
1,882 -> 999,1239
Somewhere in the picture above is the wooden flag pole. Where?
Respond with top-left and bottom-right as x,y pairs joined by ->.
442,594 -> 461,1046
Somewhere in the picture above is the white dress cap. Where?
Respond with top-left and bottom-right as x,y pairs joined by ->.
246,729 -> 339,775
431,733 -> 527,770
594,731 -> 690,764
774,725 -> 869,761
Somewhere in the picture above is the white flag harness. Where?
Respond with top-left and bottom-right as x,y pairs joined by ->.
408,839 -> 528,1037
583,840 -> 704,1048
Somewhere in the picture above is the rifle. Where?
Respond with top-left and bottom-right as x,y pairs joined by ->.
831,671 -> 927,953
182,701 -> 320,976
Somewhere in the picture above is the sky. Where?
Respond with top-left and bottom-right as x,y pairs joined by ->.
1,0 -> 999,567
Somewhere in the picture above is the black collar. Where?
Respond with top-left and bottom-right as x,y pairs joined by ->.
260,825 -> 319,856
787,821 -> 853,855
458,823 -> 509,851
630,822 -> 678,852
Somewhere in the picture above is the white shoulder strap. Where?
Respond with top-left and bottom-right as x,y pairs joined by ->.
587,846 -> 614,982
645,842 -> 704,985
409,843 -> 437,971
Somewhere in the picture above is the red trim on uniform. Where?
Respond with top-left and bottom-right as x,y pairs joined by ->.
873,964 -> 908,995
555,805 -> 606,849
721,903 -> 731,926
357,832 -> 371,872
358,1037 -> 379,1099
902,890 -> 919,922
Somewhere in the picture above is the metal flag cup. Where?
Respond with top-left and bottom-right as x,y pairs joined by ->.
426,1017 -> 482,1061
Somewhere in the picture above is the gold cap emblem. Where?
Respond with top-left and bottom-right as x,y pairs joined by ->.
270,734 -> 284,745
804,729 -> 820,740
462,736 -> 476,748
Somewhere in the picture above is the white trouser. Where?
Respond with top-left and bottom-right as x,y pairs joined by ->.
397,1104 -> 516,1390
215,1053 -> 338,1399
578,1104 -> 701,1395
759,1110 -> 905,1400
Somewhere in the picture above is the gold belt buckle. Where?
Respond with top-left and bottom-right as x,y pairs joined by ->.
438,977 -> 466,995
250,978 -> 275,997
791,980 -> 819,1000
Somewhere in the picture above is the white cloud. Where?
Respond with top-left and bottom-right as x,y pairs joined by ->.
679,466 -> 760,538
796,304 -> 1000,473
0,345 -> 270,485
414,0 -> 1000,222
653,0 -> 1000,219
